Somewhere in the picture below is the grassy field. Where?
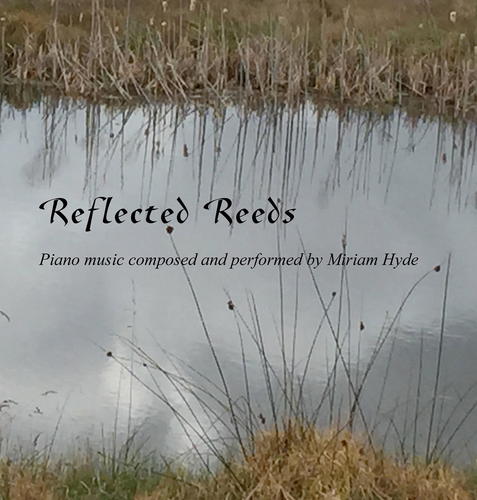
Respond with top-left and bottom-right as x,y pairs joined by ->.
0,0 -> 476,111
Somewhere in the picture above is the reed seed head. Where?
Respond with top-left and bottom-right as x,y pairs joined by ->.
149,17 -> 155,26
79,12 -> 83,23
162,1 -> 168,12
449,11 -> 457,23
223,8 -> 228,14
189,0 -> 197,12
161,21 -> 167,27
459,33 -> 466,41
474,46 -> 477,56
166,225 -> 174,234
0,17 -> 5,23
434,265 -> 441,272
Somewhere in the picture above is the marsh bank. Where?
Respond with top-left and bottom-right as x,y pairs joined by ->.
1,0 -> 477,113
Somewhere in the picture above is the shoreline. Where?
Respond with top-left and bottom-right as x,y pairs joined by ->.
0,1 -> 477,115
0,423 -> 475,499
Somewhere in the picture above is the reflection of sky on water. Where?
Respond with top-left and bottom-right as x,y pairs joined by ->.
0,99 -> 476,461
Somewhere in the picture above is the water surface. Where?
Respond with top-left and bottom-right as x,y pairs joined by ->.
0,99 -> 476,462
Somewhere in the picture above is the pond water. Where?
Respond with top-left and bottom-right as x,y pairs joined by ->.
0,98 -> 476,463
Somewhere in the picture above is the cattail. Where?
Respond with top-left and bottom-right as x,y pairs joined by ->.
189,0 -> 197,11
162,1 -> 168,12
449,11 -> 457,23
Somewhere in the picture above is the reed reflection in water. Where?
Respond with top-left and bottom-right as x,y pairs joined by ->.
0,98 -> 476,463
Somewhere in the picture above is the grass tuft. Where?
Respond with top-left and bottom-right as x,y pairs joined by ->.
0,424 -> 472,499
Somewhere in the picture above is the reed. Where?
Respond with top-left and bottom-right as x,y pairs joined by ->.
92,232 -> 474,498
0,0 -> 477,113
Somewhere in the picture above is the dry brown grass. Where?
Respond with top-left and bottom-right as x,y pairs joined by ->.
0,424 -> 472,499
0,0 -> 476,112
0,462 -> 55,500
136,424 -> 471,500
